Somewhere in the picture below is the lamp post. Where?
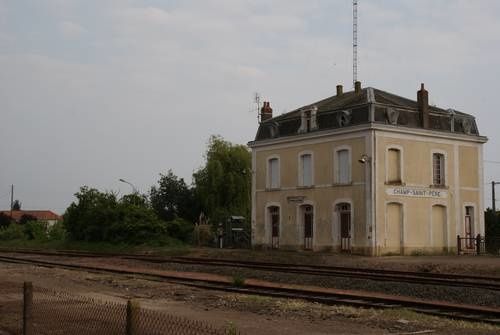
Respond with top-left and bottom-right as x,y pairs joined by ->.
358,154 -> 373,254
119,178 -> 139,194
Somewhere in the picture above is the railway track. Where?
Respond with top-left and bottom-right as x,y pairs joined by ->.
1,248 -> 500,292
0,253 -> 499,326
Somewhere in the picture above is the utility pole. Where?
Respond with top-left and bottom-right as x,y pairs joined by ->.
492,181 -> 500,213
10,184 -> 13,218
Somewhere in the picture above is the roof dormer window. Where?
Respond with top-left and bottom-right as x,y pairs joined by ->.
298,106 -> 318,134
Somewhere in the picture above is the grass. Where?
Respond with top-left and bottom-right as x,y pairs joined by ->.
0,238 -> 191,256
231,274 -> 246,287
229,294 -> 500,332
225,321 -> 239,335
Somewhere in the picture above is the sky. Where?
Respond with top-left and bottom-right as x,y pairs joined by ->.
1,0 -> 500,214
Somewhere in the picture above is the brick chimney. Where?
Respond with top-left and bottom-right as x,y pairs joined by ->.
417,83 -> 429,129
336,85 -> 343,96
260,101 -> 273,122
354,81 -> 361,93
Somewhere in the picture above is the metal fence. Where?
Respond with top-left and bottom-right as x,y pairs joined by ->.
0,282 -> 238,335
457,234 -> 500,255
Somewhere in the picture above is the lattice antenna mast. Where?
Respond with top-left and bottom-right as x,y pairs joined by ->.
254,92 -> 261,123
353,0 -> 358,87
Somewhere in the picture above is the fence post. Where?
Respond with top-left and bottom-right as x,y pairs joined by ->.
456,235 -> 460,255
476,234 -> 481,255
126,299 -> 140,335
23,282 -> 33,335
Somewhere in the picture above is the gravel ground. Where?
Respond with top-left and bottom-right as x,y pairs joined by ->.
1,262 -> 499,335
4,252 -> 500,308
127,259 -> 500,308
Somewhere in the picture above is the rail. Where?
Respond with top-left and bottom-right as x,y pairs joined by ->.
0,253 -> 500,326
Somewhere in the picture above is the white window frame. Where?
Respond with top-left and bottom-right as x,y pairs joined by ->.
463,202 -> 477,238
266,155 -> 280,189
431,150 -> 447,187
298,150 -> 314,187
385,145 -> 404,184
334,145 -> 352,184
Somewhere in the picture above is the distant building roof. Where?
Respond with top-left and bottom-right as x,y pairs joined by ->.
0,210 -> 62,222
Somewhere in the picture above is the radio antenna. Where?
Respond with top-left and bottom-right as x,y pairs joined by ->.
353,0 -> 358,86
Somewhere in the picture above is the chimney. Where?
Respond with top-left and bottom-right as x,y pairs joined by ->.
336,85 -> 343,96
354,81 -> 361,93
260,101 -> 273,122
417,83 -> 429,129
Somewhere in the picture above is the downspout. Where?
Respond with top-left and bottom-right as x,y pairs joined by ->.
372,129 -> 377,256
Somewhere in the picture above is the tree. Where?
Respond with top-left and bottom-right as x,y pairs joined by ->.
0,213 -> 11,228
12,200 -> 21,211
64,186 -> 167,244
19,214 -> 37,225
150,170 -> 197,222
193,135 -> 251,225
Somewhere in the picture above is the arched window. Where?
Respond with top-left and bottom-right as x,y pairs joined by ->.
302,205 -> 314,250
336,203 -> 352,252
268,206 -> 280,249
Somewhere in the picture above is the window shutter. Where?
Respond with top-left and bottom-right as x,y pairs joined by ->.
269,159 -> 279,188
338,150 -> 350,184
301,154 -> 312,186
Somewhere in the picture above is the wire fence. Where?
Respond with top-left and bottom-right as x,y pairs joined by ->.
0,282 -> 238,335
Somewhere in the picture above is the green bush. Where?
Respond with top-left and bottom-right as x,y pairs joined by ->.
166,218 -> 193,243
0,224 -> 25,240
232,274 -> 246,287
24,221 -> 48,240
47,222 -> 66,241
64,186 -> 170,244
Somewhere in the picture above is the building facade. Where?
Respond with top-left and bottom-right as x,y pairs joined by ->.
249,83 -> 487,255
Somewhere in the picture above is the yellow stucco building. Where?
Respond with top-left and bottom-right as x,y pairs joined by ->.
248,82 -> 487,255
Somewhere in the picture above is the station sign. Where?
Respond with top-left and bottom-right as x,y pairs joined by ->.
386,186 -> 448,199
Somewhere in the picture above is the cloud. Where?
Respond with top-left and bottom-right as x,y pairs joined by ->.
1,0 -> 500,212
118,6 -> 171,25
59,20 -> 86,39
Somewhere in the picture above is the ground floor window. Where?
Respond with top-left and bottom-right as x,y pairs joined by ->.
336,203 -> 351,252
302,205 -> 313,250
269,206 -> 280,249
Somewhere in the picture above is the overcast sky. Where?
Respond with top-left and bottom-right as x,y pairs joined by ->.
1,0 -> 500,213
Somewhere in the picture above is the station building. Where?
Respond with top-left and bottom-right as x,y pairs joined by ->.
248,82 -> 487,255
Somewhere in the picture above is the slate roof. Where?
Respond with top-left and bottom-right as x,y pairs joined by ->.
254,86 -> 479,142
272,87 -> 470,122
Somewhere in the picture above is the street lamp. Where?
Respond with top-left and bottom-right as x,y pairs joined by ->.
358,154 -> 370,164
119,178 -> 139,194
358,154 -> 374,253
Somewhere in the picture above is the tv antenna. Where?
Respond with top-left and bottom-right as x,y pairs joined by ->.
353,0 -> 358,87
